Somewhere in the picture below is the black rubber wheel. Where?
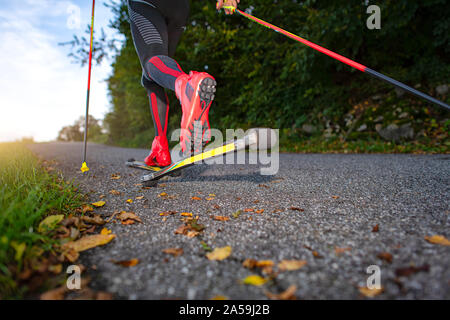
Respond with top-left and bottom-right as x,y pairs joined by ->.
143,180 -> 158,187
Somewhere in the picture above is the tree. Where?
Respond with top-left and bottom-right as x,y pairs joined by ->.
57,116 -> 105,142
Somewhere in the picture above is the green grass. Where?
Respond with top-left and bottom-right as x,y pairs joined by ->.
0,142 -> 83,299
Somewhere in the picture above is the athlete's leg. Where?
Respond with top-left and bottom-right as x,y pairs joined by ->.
128,0 -> 172,166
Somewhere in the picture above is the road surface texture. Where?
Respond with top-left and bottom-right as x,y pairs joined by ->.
29,142 -> 449,299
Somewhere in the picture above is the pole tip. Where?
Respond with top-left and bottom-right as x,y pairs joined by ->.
81,162 -> 90,173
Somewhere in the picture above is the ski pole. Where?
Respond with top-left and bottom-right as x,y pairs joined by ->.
81,0 -> 96,173
222,6 -> 449,111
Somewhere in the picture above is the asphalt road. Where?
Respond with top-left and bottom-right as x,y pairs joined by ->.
29,142 -> 449,299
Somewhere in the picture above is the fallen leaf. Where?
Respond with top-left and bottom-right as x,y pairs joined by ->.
186,231 -> 200,238
191,196 -> 202,200
121,220 -> 135,225
160,211 -> 177,216
289,207 -> 304,212
258,184 -> 269,188
188,219 -> 205,231
48,264 -> 63,274
213,204 -> 220,210
181,212 -> 193,217
372,224 -> 379,232
255,209 -> 265,214
200,241 -> 212,252
209,194 -> 216,197
81,215 -> 105,225
335,247 -> 352,256
96,292 -> 113,300
332,195 -> 340,199
424,235 -> 450,246
40,286 -> 66,300
111,174 -> 121,180
359,286 -> 384,298
278,260 -> 307,271
82,204 -> 94,213
395,264 -> 430,277
206,246 -> 232,261
112,258 -> 139,267
211,295 -> 228,300
100,228 -> 112,235
265,285 -> 297,300
242,259 -> 257,269
244,208 -> 254,212
377,252 -> 393,263
135,196 -> 145,200
63,234 -> 116,252
117,211 -> 142,223
62,248 -> 79,262
232,210 -> 242,219
91,201 -> 105,208
162,248 -> 184,257
242,275 -> 268,286
38,215 -> 65,233
109,190 -> 121,196
206,197 -> 215,201
213,215 -> 230,221
126,199 -> 133,204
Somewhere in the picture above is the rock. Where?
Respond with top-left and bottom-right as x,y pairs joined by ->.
301,124 -> 316,134
436,84 -> 448,96
376,123 -> 414,142
357,124 -> 367,132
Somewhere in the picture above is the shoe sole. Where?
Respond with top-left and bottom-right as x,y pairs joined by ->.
190,77 -> 216,153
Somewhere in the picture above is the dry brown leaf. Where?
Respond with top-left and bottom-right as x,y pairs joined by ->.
372,224 -> 379,232
117,211 -> 142,223
335,247 -> 352,256
111,174 -> 121,180
82,205 -> 94,213
40,286 -> 66,300
191,196 -> 202,200
135,196 -> 145,200
244,208 -> 254,212
96,292 -> 114,300
112,258 -> 139,267
424,235 -> 450,246
109,190 -> 121,195
186,231 -> 200,238
377,252 -> 393,263
359,286 -> 384,298
265,285 -> 297,300
211,295 -> 228,300
63,234 -> 116,252
62,248 -> 79,262
395,264 -> 429,277
81,215 -> 105,225
255,209 -> 265,214
332,195 -> 340,199
213,215 -> 230,221
160,211 -> 177,216
162,248 -> 184,257
278,260 -> 307,271
206,246 -> 232,261
121,220 -> 135,225
289,207 -> 304,212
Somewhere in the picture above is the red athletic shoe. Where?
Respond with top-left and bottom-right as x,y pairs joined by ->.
144,136 -> 171,167
175,71 -> 216,154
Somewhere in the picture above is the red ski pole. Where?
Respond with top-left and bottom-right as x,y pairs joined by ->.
81,0 -> 96,173
223,6 -> 449,111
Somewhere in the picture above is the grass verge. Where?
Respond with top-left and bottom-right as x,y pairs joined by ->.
0,142 -> 84,299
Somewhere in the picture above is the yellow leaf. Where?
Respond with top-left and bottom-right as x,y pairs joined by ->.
242,275 -> 268,286
82,204 -> 94,213
181,212 -> 193,217
206,246 -> 232,261
38,215 -> 64,233
92,201 -> 106,208
206,197 -> 215,201
424,235 -> 450,246
63,234 -> 116,252
159,192 -> 168,197
100,228 -> 112,235
359,286 -> 384,298
126,199 -> 133,203
278,260 -> 307,271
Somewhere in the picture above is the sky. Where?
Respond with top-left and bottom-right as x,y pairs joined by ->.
0,0 -> 120,142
